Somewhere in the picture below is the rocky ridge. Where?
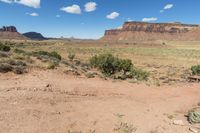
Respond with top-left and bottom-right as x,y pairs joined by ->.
0,26 -> 27,40
102,21 -> 200,42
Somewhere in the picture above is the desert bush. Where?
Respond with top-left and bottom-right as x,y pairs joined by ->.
7,60 -> 26,66
90,54 -> 133,76
90,53 -> 149,81
32,51 -> 61,60
191,65 -> 200,76
0,59 -> 27,74
0,63 -> 13,73
50,51 -> 62,60
0,43 -> 11,52
12,66 -> 26,74
4,41 -> 16,47
68,53 -> 75,61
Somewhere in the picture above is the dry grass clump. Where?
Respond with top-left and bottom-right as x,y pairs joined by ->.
0,59 -> 27,74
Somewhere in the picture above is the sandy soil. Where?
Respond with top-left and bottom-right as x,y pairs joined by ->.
0,69 -> 200,133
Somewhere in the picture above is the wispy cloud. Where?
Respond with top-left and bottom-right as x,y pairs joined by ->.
60,5 -> 81,14
164,4 -> 174,10
26,12 -> 39,17
106,12 -> 119,19
142,17 -> 158,22
160,4 -> 174,13
84,2 -> 97,12
0,0 -> 40,8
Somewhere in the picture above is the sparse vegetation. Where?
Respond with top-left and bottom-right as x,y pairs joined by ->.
0,63 -> 13,73
0,51 -> 9,57
46,61 -> 56,69
0,59 -> 27,74
32,51 -> 62,60
13,48 -> 26,55
114,122 -> 136,133
90,53 -> 149,80
191,65 -> 200,76
188,110 -> 200,124
114,114 -> 137,133
90,54 -> 133,76
68,53 -> 76,61
0,42 -> 11,52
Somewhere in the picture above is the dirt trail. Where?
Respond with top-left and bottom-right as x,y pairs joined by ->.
0,69 -> 200,133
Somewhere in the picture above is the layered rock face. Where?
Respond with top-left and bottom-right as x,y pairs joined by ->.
0,26 -> 27,40
0,26 -> 18,32
102,21 -> 200,42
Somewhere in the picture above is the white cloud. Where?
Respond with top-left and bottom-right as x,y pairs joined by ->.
15,0 -> 40,8
0,0 -> 12,3
84,2 -> 97,12
106,12 -> 119,19
0,0 -> 40,8
26,12 -> 38,16
142,17 -> 158,22
60,5 -> 81,14
164,4 -> 173,10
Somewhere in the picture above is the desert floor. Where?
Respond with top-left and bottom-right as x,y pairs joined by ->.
1,68 -> 200,133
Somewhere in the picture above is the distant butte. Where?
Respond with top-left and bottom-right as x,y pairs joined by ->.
101,21 -> 200,42
0,26 -> 27,40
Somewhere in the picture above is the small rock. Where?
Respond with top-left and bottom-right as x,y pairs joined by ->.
189,127 -> 198,133
33,88 -> 38,92
173,120 -> 184,126
46,84 -> 50,87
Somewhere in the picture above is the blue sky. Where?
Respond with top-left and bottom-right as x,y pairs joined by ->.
0,0 -> 200,39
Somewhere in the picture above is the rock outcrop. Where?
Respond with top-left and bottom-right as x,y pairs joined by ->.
23,32 -> 46,40
0,26 -> 18,32
102,21 -> 200,42
0,26 -> 27,40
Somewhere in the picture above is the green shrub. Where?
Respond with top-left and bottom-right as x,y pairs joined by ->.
50,51 -> 62,60
90,54 -> 133,76
188,111 -> 200,124
90,53 -> 149,81
0,43 -> 11,52
33,51 -> 61,60
191,65 -> 200,76
129,68 -> 149,81
68,53 -> 75,61
119,59 -> 133,73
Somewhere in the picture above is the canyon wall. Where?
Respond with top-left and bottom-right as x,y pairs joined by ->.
102,22 -> 200,42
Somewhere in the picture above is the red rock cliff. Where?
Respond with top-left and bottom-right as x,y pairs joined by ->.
0,26 -> 27,40
102,21 -> 200,41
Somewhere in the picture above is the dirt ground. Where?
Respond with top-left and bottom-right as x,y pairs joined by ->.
1,69 -> 200,133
